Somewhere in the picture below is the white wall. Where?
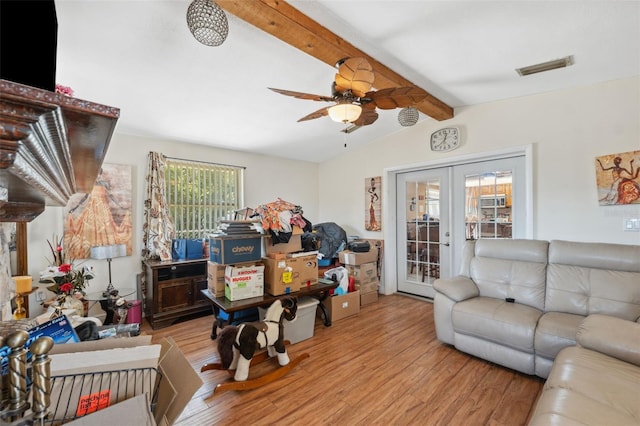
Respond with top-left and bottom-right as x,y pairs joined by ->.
317,77 -> 640,253
24,134 -> 319,315
22,77 -> 640,312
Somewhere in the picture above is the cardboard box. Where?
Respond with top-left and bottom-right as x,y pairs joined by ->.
262,253 -> 318,295
360,290 -> 379,306
292,253 -> 319,287
47,335 -> 202,426
321,290 -> 360,322
225,264 -> 264,301
263,234 -> 302,255
356,278 -> 379,293
345,262 -> 379,286
209,235 -> 262,264
208,260 -> 262,298
66,394 -> 155,426
339,248 -> 378,265
262,257 -> 302,296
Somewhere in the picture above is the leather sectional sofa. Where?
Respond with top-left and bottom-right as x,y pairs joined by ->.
433,239 -> 640,424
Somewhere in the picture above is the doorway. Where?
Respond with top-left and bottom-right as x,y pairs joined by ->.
391,147 -> 531,299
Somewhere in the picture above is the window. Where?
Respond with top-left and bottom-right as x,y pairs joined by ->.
165,158 -> 244,239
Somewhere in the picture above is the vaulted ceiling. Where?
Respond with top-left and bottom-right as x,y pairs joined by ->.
54,1 -> 640,163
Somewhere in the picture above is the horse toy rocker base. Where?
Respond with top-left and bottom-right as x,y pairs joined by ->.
201,296 -> 310,395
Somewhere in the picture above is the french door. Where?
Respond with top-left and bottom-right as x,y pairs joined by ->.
397,156 -> 526,298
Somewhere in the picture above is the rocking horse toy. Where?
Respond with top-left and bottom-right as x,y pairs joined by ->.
201,296 -> 310,395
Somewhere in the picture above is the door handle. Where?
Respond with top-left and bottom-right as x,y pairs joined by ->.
437,242 -> 450,246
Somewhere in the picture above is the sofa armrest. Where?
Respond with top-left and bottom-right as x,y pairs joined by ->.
433,276 -> 479,302
577,314 -> 640,367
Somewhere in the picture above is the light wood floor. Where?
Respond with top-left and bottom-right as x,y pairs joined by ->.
142,294 -> 544,425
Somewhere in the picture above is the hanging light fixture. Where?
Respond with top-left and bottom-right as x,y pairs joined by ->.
398,107 -> 419,126
328,102 -> 362,123
186,0 -> 229,47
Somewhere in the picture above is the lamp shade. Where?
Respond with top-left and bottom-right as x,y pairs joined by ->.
187,0 -> 229,47
328,103 -> 362,123
90,244 -> 127,260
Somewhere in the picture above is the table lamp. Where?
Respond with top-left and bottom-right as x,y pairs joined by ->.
90,244 -> 127,296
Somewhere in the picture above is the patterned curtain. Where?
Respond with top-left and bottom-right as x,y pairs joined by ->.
140,152 -> 175,300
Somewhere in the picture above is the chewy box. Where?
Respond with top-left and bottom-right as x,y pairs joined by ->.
225,264 -> 264,301
259,296 -> 319,344
210,235 -> 262,264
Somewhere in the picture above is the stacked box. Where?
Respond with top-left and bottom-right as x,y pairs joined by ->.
338,248 -> 378,266
209,235 -> 262,264
224,264 -> 265,301
262,226 -> 303,256
262,257 -> 301,296
340,250 -> 379,306
262,253 -> 319,295
208,260 -> 262,298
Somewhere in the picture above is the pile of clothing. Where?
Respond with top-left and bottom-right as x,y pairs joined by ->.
253,198 -> 312,244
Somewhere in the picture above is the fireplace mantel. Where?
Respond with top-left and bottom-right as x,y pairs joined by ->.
0,79 -> 120,222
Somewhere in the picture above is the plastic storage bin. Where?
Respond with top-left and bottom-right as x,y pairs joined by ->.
258,296 -> 319,344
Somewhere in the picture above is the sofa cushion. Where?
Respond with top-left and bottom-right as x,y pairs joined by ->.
470,239 -> 548,310
452,297 -> 542,353
534,311 -> 584,360
577,314 -> 640,367
530,346 -> 640,425
545,240 -> 640,319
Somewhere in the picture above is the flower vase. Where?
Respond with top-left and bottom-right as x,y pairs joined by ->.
62,295 -> 84,317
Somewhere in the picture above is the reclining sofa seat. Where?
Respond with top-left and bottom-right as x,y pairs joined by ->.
433,238 -> 640,378
535,240 -> 640,377
434,239 -> 549,375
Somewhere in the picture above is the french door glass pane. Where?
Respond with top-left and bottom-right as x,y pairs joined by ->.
406,177 -> 441,282
465,170 -> 513,240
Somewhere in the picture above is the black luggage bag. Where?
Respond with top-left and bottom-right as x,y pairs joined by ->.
348,240 -> 370,252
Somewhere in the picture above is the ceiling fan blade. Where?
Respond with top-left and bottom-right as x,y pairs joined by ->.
334,57 -> 375,98
297,106 -> 330,122
269,87 -> 334,102
351,108 -> 379,126
366,87 -> 428,110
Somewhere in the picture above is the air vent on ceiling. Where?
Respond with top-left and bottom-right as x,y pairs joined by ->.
516,55 -> 574,76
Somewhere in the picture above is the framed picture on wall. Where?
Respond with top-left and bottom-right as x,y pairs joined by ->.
64,163 -> 133,259
365,176 -> 382,231
595,150 -> 640,205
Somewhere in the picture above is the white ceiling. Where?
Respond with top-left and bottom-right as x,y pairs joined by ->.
54,1 -> 640,163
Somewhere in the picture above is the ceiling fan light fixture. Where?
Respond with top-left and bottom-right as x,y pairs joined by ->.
328,103 -> 362,123
398,107 -> 419,126
187,0 -> 229,47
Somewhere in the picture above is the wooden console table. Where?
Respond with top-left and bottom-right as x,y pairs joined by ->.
201,281 -> 338,339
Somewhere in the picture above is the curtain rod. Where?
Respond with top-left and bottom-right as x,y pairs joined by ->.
164,155 -> 246,169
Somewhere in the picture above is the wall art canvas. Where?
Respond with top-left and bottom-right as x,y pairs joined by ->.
365,176 -> 382,231
595,150 -> 640,205
64,163 -> 133,259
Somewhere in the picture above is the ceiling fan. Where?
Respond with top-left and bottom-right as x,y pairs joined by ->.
269,57 -> 428,128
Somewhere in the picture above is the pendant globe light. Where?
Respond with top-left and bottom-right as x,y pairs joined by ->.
398,107 -> 419,126
187,0 -> 229,47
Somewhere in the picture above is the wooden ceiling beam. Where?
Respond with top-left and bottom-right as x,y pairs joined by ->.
217,0 -> 453,121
